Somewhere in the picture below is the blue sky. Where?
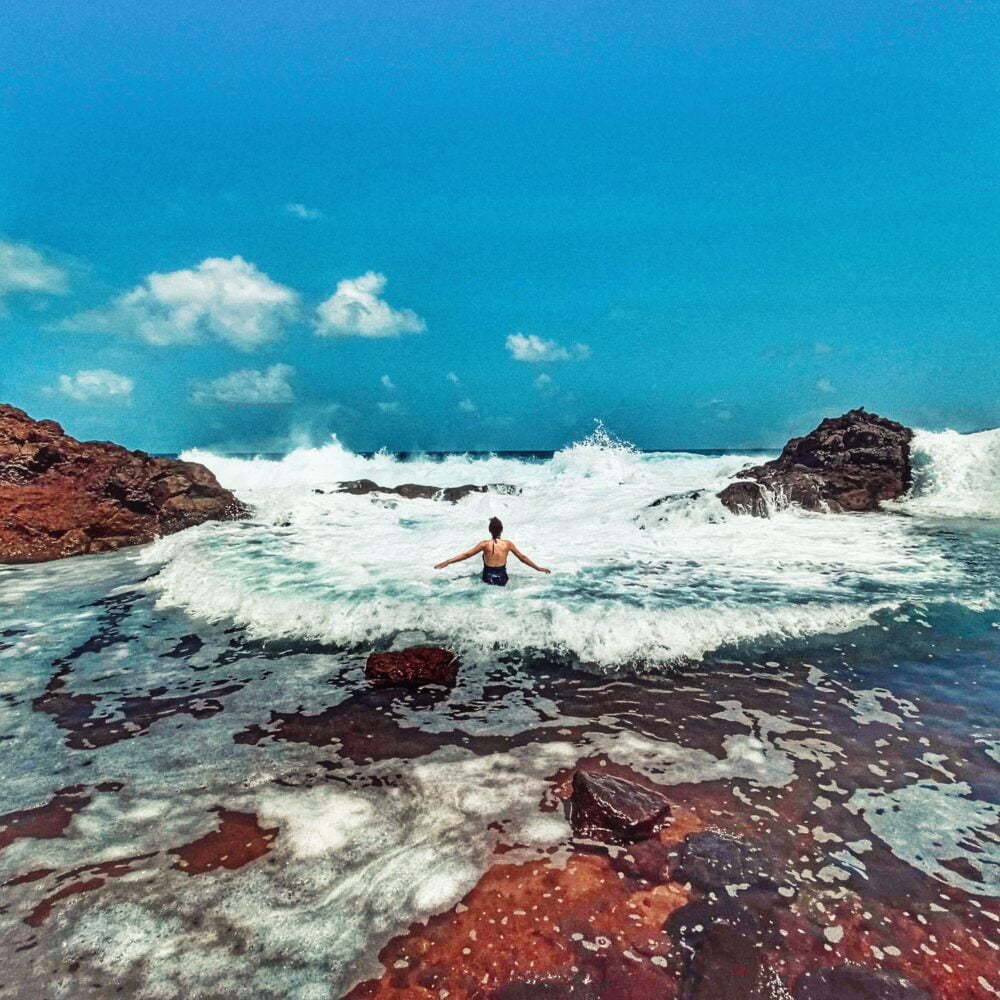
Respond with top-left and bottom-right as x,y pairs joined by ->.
2,0 -> 998,452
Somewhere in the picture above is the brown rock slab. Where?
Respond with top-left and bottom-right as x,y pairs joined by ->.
0,404 -> 248,563
717,408 -> 913,515
569,770 -> 671,844
365,646 -> 459,687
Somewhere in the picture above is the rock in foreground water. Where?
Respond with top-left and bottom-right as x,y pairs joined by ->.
569,770 -> 672,843
0,404 -> 247,563
793,965 -> 932,1000
718,408 -> 913,515
365,646 -> 459,687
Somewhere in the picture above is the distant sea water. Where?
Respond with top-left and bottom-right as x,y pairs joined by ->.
0,424 -> 997,998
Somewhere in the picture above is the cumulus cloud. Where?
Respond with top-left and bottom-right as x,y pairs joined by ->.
62,256 -> 298,350
47,369 -> 133,403
315,272 -> 425,338
192,363 -> 295,406
378,400 -> 403,415
457,398 -> 477,414
505,333 -> 590,363
815,379 -> 835,394
380,374 -> 396,391
285,202 -> 322,220
533,373 -> 553,391
0,240 -> 68,303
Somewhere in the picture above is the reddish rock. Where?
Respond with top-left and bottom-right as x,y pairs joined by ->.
612,837 -> 675,884
717,408 -> 913,516
793,965 -> 932,1000
0,403 -> 248,563
23,851 -> 156,927
365,646 -> 459,688
569,770 -> 672,844
169,808 -> 278,875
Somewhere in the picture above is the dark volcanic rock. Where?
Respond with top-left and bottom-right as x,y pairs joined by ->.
793,965 -> 931,1000
673,899 -> 781,1000
674,831 -> 785,893
365,646 -> 459,687
335,479 -> 519,502
717,408 -> 913,515
569,770 -> 671,843
0,404 -> 248,563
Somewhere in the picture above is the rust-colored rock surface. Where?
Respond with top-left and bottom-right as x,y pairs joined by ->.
569,769 -> 672,844
365,646 -> 459,687
0,403 -> 248,562
717,408 -> 913,515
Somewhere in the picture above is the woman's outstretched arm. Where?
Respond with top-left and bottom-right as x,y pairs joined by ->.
435,541 -> 485,570
510,542 -> 550,574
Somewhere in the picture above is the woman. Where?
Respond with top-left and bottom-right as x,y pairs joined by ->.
434,516 -> 550,586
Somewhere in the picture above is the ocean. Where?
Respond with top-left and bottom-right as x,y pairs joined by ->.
0,424 -> 997,998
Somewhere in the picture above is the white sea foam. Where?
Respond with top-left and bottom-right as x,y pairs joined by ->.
144,424 -> 998,665
897,427 -> 1000,518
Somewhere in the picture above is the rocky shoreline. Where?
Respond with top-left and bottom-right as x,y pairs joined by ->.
0,404 -> 247,564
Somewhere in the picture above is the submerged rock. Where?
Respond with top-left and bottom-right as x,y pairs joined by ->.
718,408 -> 913,516
334,479 -> 519,502
674,831 -> 786,894
569,770 -> 671,843
365,646 -> 459,687
0,404 -> 247,563
793,965 -> 931,1000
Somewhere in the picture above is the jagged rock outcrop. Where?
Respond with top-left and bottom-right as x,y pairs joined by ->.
718,408 -> 913,515
0,404 -> 247,563
323,479 -> 519,502
365,646 -> 459,687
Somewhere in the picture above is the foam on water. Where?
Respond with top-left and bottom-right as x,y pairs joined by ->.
897,427 -> 1000,519
145,424 -> 1000,666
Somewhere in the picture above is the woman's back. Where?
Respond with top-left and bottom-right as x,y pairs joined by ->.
482,537 -> 512,567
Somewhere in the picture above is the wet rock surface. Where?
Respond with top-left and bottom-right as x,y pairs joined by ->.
674,831 -> 785,893
328,479 -> 519,502
365,646 -> 459,687
718,408 -> 913,515
793,965 -> 933,1000
0,404 -> 247,562
569,769 -> 672,843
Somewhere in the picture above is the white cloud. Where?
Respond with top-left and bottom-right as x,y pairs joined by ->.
380,374 -> 396,391
533,373 -> 553,391
62,256 -> 298,350
457,398 -> 477,414
505,333 -> 590,363
47,369 -> 133,403
816,378 -> 835,394
814,341 -> 833,355
446,372 -> 460,385
0,240 -> 68,303
378,400 -> 403,415
285,202 -> 323,220
315,272 -> 425,338
192,363 -> 295,406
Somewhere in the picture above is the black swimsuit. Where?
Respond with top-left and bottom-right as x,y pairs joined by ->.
482,540 -> 508,586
